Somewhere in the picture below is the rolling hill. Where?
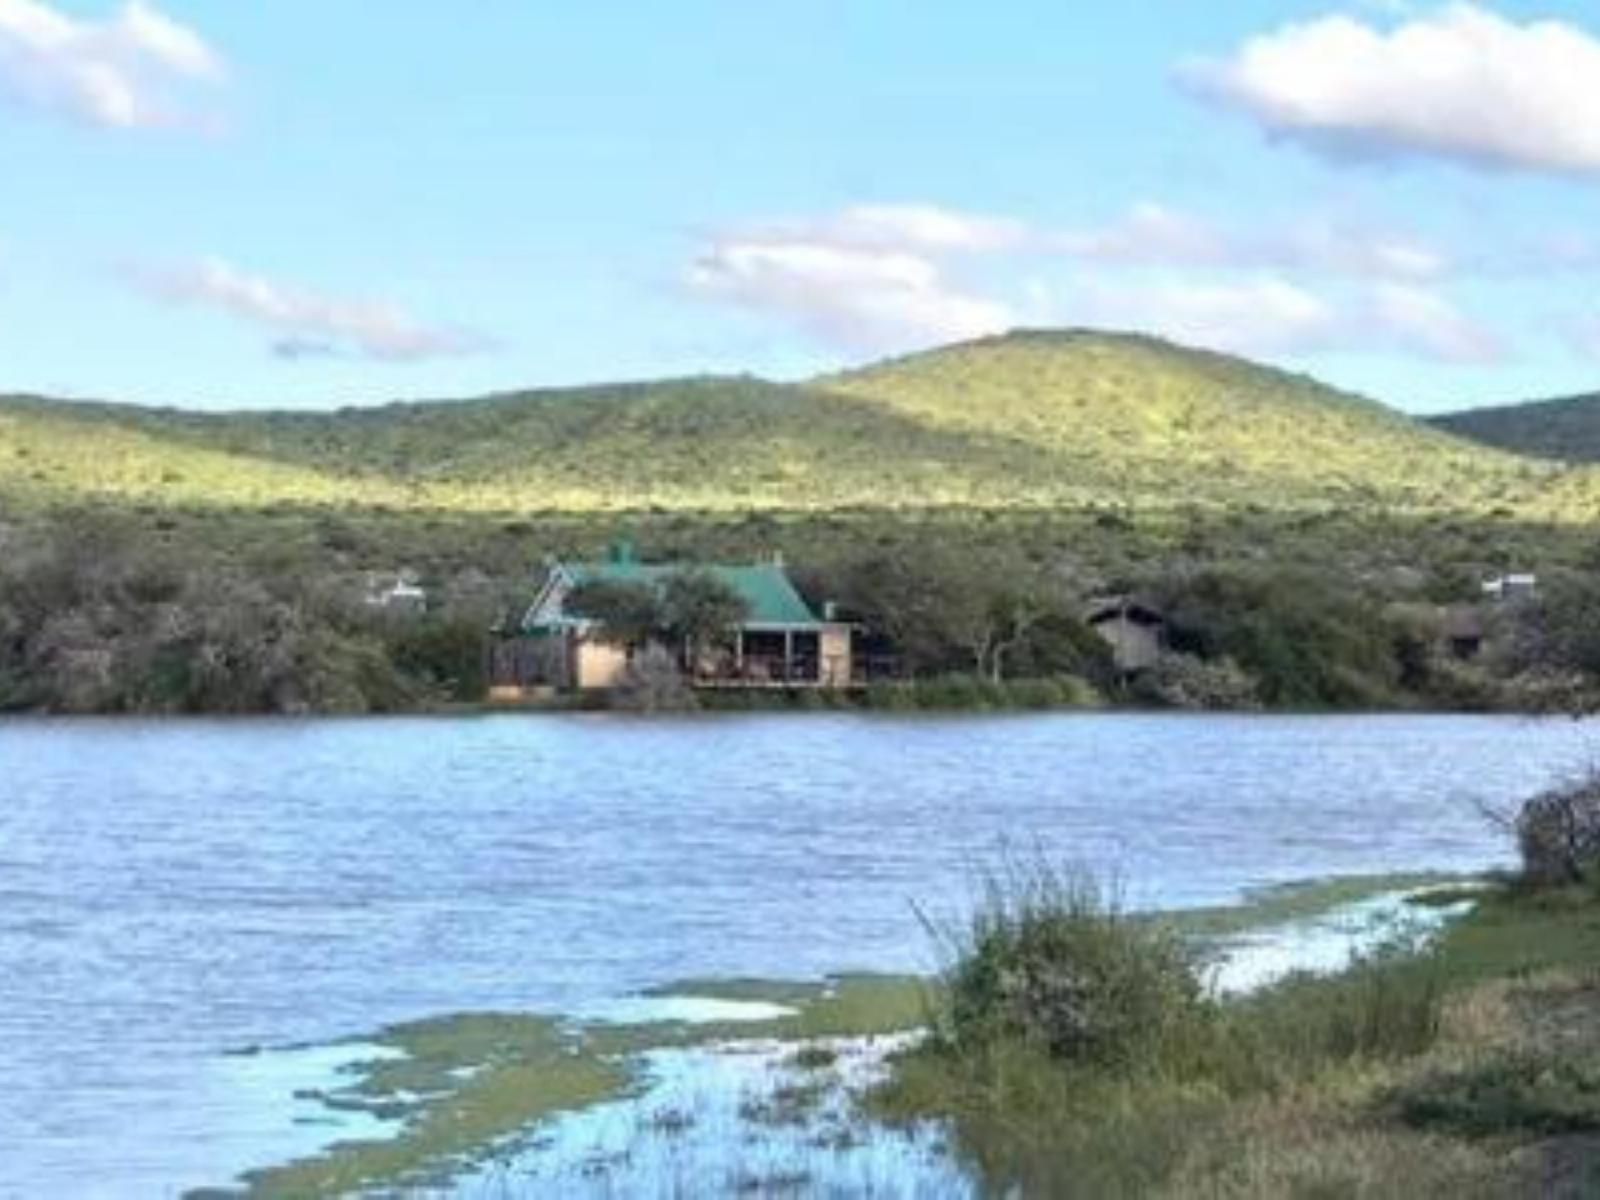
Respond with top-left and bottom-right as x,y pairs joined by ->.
0,330 -> 1587,519
1431,392 -> 1600,465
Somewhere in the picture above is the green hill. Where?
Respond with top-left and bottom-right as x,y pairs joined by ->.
0,330 -> 1587,518
1431,392 -> 1600,464
825,330 -> 1558,512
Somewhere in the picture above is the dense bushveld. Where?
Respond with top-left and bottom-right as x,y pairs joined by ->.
6,330 -> 1600,713
1434,390 -> 1600,465
4,502 -> 1600,714
3,331 -> 1593,516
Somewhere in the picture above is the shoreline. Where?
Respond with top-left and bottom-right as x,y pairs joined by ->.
205,873 -> 1487,1198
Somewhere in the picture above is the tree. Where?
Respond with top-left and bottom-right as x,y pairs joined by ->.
659,570 -> 748,659
839,545 -> 1058,681
563,579 -> 661,647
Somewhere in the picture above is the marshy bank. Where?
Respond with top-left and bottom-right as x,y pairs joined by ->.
201,879 -> 1477,1197
869,784 -> 1600,1199
226,779 -> 1600,1198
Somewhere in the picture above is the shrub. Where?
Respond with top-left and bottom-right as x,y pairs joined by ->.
1005,676 -> 1100,710
1133,651 -> 1259,710
387,618 -> 487,701
610,643 -> 696,713
930,860 -> 1207,1071
1515,776 -> 1600,887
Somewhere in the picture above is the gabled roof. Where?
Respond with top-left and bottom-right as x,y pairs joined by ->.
543,560 -> 822,628
1085,594 -> 1166,626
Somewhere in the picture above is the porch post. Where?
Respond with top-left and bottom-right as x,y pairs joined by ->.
783,628 -> 793,682
735,629 -> 745,678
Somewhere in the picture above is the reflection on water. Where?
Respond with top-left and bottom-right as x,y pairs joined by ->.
0,712 -> 1592,1195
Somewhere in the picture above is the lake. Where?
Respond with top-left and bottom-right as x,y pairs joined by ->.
2,712 -> 1595,1196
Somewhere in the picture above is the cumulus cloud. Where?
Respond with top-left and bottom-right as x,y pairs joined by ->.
1064,275 -> 1502,364
688,233 -> 1013,353
1071,276 -> 1344,357
125,258 -> 491,362
1367,283 -> 1503,363
809,203 -> 1029,253
1053,203 -> 1446,280
0,0 -> 223,130
689,203 -> 1502,364
1182,4 -> 1600,175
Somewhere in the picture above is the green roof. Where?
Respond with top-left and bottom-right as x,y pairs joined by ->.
562,561 -> 822,626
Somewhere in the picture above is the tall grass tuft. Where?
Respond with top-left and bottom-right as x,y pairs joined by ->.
879,856 -> 1455,1196
924,857 -> 1209,1072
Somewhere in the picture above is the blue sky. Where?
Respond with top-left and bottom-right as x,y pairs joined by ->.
4,1 -> 1600,412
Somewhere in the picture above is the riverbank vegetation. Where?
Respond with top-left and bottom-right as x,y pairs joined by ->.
5,501 -> 1600,714
872,788 -> 1600,1197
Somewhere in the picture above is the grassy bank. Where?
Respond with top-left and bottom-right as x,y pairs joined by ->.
215,876 -> 1488,1197
871,867 -> 1600,1198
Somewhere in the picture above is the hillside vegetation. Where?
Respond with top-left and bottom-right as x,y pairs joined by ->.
1432,392 -> 1600,465
1,331 -> 1589,519
9,330 -> 1600,715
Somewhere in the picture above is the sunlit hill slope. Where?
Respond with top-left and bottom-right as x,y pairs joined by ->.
0,330 -> 1589,519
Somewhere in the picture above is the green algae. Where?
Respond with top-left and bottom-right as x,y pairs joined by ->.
226,975 -> 928,1198
1161,872 -> 1480,940
238,1013 -> 625,1197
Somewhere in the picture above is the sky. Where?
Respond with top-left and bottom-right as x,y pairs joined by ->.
4,1 -> 1600,413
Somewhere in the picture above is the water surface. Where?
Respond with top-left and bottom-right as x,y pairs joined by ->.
1,712 -> 1592,1195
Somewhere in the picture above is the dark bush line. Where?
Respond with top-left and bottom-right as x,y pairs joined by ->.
6,508 -> 1600,714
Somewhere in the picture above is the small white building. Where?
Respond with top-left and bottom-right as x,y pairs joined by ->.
366,574 -> 428,614
1482,574 -> 1537,602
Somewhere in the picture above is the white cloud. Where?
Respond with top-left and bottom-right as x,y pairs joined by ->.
1072,276 -> 1344,357
1183,4 -> 1600,175
1065,275 -> 1503,364
1368,283 -> 1503,363
125,258 -> 491,362
688,235 -> 1012,353
690,203 -> 1503,364
818,204 -> 1029,253
0,0 -> 223,130
1053,203 -> 1446,280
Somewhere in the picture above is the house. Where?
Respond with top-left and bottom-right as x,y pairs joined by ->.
1442,606 -> 1486,661
493,546 -> 855,693
1085,595 -> 1166,675
365,573 -> 428,615
1482,573 -> 1537,602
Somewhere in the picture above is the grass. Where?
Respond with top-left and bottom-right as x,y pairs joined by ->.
871,865 -> 1600,1199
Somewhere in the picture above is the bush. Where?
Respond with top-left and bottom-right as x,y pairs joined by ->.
931,861 -> 1207,1071
1133,651 -> 1260,710
1005,676 -> 1101,710
1515,776 -> 1600,887
387,619 -> 487,702
1159,568 -> 1401,708
610,643 -> 697,713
